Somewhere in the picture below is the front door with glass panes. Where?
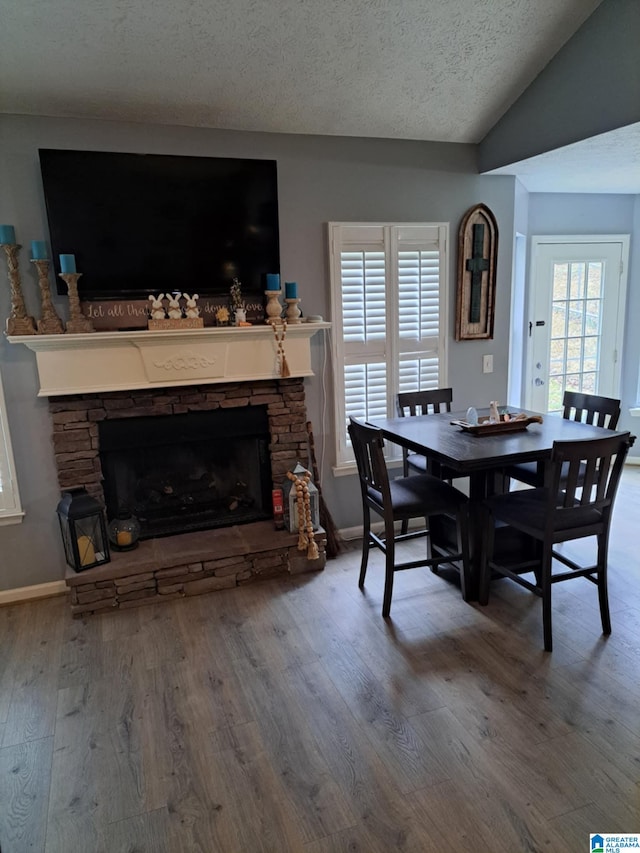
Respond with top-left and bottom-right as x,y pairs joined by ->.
526,238 -> 628,414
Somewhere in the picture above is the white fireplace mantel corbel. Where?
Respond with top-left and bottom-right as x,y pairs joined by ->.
7,322 -> 330,397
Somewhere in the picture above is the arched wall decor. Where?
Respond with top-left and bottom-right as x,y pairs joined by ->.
455,203 -> 498,340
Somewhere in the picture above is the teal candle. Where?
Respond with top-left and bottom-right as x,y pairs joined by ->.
266,273 -> 280,291
285,281 -> 298,299
60,254 -> 76,273
0,224 -> 16,244
31,240 -> 48,259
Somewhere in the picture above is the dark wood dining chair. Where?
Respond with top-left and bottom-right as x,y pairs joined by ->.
348,417 -> 470,614
396,389 -> 454,477
480,431 -> 633,652
505,391 -> 621,488
396,389 -> 461,534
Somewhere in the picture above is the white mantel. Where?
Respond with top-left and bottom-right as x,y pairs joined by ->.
8,322 -> 330,397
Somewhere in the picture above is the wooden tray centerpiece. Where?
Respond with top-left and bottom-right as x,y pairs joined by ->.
451,413 -> 543,436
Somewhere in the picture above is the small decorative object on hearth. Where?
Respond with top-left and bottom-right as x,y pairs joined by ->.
57,487 -> 110,571
108,509 -> 141,551
148,293 -> 167,320
272,488 -> 285,530
30,243 -> 64,334
1,225 -> 37,335
215,305 -> 230,326
271,320 -> 290,377
284,463 -> 320,559
230,277 -> 247,325
147,292 -> 204,329
183,292 -> 200,319
167,292 -> 183,319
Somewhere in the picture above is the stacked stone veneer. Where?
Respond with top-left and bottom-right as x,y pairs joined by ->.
49,377 -> 309,501
48,378 -> 325,615
65,521 -> 326,618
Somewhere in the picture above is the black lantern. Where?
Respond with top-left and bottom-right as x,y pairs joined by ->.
56,488 -> 110,571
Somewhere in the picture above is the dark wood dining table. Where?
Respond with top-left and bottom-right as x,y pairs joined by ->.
367,407 -> 624,599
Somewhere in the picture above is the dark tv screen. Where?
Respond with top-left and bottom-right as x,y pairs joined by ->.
38,149 -> 280,300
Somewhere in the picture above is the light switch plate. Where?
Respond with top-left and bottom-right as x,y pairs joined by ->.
482,354 -> 493,374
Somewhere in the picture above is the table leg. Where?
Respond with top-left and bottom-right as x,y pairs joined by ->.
430,468 -> 510,601
466,471 -> 490,600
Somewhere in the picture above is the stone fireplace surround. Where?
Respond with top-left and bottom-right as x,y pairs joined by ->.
49,377 -> 326,616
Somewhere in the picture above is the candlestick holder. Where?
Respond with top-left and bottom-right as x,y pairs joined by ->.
1,243 -> 37,335
31,259 -> 64,334
264,289 -> 283,325
59,272 -> 95,333
285,298 -> 302,324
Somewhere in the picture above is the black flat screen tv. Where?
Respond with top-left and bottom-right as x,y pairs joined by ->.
38,149 -> 280,300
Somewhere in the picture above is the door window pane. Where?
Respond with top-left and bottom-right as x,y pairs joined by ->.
569,262 -> 585,299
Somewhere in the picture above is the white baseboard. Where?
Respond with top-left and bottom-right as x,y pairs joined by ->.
625,457 -> 640,467
339,519 -> 424,540
339,525 -> 368,541
0,580 -> 67,606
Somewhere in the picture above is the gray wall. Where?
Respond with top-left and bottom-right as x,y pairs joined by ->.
479,0 -> 640,171
0,114 -> 516,590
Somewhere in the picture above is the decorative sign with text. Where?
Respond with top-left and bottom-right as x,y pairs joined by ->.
80,298 -> 267,331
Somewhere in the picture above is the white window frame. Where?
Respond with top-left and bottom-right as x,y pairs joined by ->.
328,222 -> 449,474
0,366 -> 24,524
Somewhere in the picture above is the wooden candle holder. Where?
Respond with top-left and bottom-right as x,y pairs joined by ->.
285,298 -> 302,324
2,243 -> 37,335
59,272 -> 95,333
265,289 -> 283,324
31,259 -> 64,334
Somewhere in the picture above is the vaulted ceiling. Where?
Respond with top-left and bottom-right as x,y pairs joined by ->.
4,0 -> 635,192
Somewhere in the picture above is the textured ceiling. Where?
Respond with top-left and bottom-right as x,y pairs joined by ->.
1,0 -> 601,144
485,123 -> 640,194
5,0 -> 632,193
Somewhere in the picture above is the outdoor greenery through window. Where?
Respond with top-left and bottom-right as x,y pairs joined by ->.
549,260 -> 603,411
328,223 -> 449,470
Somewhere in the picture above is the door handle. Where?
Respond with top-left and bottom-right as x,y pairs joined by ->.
535,378 -> 545,386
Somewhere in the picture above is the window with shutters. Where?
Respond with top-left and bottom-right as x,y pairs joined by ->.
0,368 -> 24,524
328,223 -> 449,471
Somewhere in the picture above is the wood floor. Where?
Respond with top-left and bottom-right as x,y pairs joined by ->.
1,467 -> 639,853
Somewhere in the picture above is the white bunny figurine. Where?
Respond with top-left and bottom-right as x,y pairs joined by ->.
148,293 -> 166,320
183,293 -> 200,319
167,292 -> 183,319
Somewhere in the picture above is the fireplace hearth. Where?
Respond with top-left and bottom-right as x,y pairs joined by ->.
51,377 -> 327,613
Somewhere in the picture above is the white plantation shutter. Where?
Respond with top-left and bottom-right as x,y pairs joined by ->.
0,368 -> 23,523
341,250 -> 386,343
329,223 -> 449,468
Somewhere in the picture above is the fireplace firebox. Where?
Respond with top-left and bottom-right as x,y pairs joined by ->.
99,407 -> 272,539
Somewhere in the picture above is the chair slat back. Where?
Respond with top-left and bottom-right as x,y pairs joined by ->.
549,433 -> 632,515
397,388 -> 453,418
562,391 -> 621,429
348,417 -> 390,500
